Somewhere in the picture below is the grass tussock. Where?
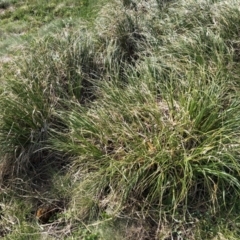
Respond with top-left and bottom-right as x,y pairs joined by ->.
1,0 -> 240,239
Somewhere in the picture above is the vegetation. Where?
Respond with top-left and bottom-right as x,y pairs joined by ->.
1,0 -> 240,239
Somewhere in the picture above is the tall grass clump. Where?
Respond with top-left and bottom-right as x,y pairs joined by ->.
0,76 -> 52,175
50,62 -> 240,238
0,23 -> 103,238
49,0 -> 240,238
20,30 -> 103,103
0,23 -> 104,173
95,0 -> 151,82
0,1 -> 149,236
2,0 -> 240,239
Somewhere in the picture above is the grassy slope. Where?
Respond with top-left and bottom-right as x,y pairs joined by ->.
0,0 -> 99,57
1,0 -> 240,239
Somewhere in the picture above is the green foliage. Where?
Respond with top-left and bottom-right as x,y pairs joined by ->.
0,0 -> 105,57
53,68 -> 240,216
1,0 -> 240,239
